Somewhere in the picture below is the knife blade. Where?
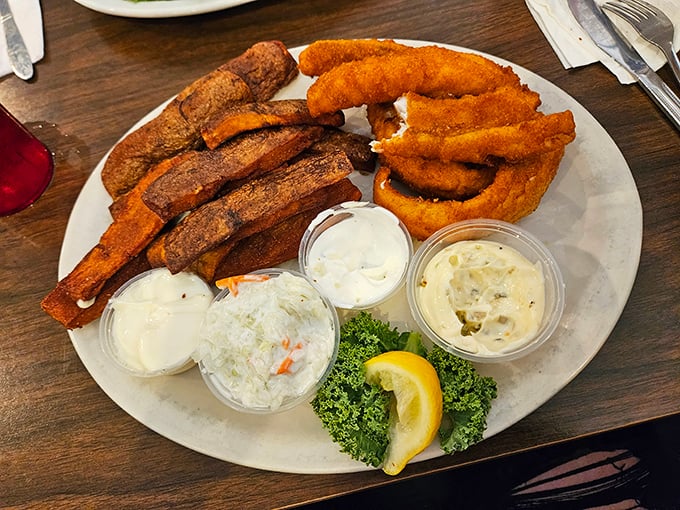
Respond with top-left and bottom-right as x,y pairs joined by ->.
0,0 -> 33,81
567,0 -> 680,131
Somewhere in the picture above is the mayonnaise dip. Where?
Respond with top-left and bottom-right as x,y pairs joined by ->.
102,268 -> 213,376
195,271 -> 338,412
416,240 -> 545,355
301,202 -> 412,309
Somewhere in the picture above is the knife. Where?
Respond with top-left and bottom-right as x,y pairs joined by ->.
567,0 -> 680,131
0,0 -> 33,81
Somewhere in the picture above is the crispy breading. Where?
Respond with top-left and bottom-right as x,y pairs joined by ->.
163,151 -> 354,273
142,125 -> 326,221
305,45 -> 522,116
298,38 -> 407,76
373,149 -> 564,241
201,99 -> 344,150
374,111 -> 576,164
40,253 -> 151,330
195,178 -> 361,281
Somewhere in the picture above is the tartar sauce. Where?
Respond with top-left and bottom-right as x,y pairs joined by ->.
105,268 -> 213,375
303,202 -> 412,309
195,271 -> 337,412
416,240 -> 545,355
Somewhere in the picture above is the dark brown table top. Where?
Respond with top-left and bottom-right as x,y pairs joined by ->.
2,0 -> 679,507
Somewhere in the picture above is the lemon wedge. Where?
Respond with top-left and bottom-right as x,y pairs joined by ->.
364,351 -> 443,475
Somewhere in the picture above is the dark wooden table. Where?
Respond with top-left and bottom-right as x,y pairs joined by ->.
2,0 -> 679,508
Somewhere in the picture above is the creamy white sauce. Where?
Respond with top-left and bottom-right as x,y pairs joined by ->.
107,268 -> 213,374
195,271 -> 336,411
304,203 -> 411,308
416,240 -> 545,355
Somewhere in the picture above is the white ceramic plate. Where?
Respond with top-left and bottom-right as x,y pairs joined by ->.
59,41 -> 642,474
72,0 -> 256,18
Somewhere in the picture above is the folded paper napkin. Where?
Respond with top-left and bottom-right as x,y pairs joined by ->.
0,0 -> 44,79
526,0 -> 680,84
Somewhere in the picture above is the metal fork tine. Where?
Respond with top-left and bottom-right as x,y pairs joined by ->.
604,2 -> 644,23
618,0 -> 656,18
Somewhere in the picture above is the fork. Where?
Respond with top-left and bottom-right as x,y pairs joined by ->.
603,0 -> 680,86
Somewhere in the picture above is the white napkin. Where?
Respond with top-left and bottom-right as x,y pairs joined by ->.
526,0 -> 680,84
0,0 -> 44,79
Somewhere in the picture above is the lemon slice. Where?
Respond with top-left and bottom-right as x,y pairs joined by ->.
364,351 -> 443,475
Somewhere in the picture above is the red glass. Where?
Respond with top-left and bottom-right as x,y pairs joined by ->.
0,104 -> 54,216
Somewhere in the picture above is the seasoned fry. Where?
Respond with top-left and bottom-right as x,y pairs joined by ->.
302,127 -> 376,173
193,178 -> 361,281
373,149 -> 564,240
40,253 -> 151,330
201,99 -> 344,150
163,151 -> 354,273
58,155 -> 184,303
305,45 -> 521,116
142,125 -> 325,221
101,41 -> 298,199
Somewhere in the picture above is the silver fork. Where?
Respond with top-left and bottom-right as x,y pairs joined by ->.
603,0 -> 680,86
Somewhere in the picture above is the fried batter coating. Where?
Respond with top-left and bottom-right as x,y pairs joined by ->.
397,87 -> 542,133
375,111 -> 576,164
298,38 -> 407,76
373,149 -> 564,241
367,102 -> 496,199
306,46 -> 521,116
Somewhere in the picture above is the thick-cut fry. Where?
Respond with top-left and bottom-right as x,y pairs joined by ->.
305,45 -> 522,116
142,125 -> 325,221
298,38 -> 408,76
163,151 -> 354,273
101,41 -> 298,199
58,156 -> 183,303
374,111 -> 576,164
201,99 -> 344,150
40,253 -> 151,330
373,149 -> 564,240
193,178 -> 361,281
302,127 -> 376,173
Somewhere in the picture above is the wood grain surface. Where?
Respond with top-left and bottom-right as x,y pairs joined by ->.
1,0 -> 678,508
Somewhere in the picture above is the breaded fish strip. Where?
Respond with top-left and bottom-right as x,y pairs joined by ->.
367,102 -> 495,199
298,38 -> 407,76
201,99 -> 345,150
142,125 -> 325,221
101,41 -> 298,199
40,253 -> 151,329
373,149 -> 564,241
163,151 -> 354,273
374,111 -> 576,164
195,178 -> 361,281
396,87 -> 542,133
306,46 -> 521,116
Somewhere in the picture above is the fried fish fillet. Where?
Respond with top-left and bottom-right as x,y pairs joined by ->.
142,125 -> 326,221
201,99 -> 345,150
305,45 -> 521,116
163,151 -> 354,273
298,38 -> 407,76
374,111 -> 576,164
367,102 -> 495,199
101,41 -> 298,199
373,149 -> 564,241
